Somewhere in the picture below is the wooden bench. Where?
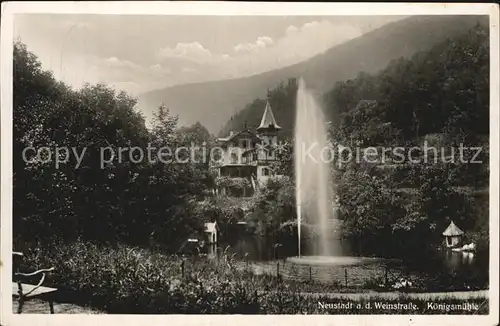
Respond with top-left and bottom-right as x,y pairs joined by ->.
12,251 -> 57,314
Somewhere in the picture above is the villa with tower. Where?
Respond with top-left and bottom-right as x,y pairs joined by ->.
212,101 -> 283,197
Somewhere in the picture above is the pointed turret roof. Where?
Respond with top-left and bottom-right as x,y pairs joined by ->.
257,101 -> 281,131
442,221 -> 464,237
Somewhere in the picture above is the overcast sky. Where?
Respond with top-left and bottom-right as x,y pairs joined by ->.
14,14 -> 406,95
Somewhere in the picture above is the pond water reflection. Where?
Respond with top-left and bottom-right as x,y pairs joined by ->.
217,233 -> 489,291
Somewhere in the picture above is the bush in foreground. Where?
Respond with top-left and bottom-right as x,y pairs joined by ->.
18,240 -> 488,314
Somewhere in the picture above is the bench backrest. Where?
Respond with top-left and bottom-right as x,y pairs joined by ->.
13,252 -> 24,278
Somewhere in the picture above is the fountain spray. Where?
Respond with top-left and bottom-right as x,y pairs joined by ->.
294,77 -> 337,257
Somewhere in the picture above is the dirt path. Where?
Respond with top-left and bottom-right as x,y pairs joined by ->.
12,290 -> 487,314
12,298 -> 103,314
297,290 -> 489,300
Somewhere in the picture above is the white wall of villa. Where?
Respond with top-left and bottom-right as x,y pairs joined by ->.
214,101 -> 282,194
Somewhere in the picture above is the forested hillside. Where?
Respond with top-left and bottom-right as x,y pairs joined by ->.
223,23 -> 489,148
140,15 -> 487,134
223,22 -> 490,256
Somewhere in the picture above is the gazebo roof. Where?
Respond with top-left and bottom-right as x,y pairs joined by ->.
442,221 -> 464,236
204,222 -> 217,233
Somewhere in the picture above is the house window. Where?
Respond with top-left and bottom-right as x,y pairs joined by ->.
231,153 -> 238,164
262,167 -> 270,176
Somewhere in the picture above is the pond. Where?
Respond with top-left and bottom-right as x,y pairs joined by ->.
214,232 -> 489,292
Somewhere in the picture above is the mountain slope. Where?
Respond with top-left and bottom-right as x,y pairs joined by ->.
138,15 -> 487,134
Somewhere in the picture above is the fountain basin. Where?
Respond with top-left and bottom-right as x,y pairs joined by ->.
286,255 -> 381,266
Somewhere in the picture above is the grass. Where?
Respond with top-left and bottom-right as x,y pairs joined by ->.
16,240 -> 489,314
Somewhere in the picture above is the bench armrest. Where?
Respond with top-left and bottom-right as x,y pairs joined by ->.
15,267 -> 55,277
15,267 -> 55,297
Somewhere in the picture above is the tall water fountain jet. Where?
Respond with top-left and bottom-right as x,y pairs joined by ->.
289,78 -> 382,267
294,77 -> 338,257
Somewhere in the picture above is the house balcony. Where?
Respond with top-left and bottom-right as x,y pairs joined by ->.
242,149 -> 279,165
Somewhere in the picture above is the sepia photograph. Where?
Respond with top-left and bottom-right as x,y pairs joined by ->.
1,2 -> 498,326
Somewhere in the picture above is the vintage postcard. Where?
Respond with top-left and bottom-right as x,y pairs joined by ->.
1,2 -> 499,326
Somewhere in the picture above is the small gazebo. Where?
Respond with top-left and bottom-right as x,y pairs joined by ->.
204,222 -> 218,244
442,220 -> 464,248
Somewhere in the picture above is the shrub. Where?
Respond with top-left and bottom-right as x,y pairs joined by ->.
17,240 -> 489,314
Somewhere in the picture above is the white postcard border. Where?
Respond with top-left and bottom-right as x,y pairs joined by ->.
1,2 -> 498,326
